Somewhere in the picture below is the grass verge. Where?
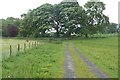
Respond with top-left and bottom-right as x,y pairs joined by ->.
68,45 -> 96,78
2,42 -> 65,78
72,37 -> 118,78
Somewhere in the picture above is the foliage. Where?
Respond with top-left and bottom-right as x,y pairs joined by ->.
105,23 -> 118,33
18,0 -> 110,38
1,17 -> 21,37
1,0 -> 115,38
83,1 -> 109,37
7,25 -> 19,37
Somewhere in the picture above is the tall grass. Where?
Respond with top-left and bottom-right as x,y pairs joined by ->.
2,42 -> 65,78
1,38 -> 38,59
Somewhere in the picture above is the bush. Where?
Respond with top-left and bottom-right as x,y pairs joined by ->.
7,24 -> 19,37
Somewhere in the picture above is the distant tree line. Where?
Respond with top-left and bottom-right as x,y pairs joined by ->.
1,0 -> 119,38
1,17 -> 20,37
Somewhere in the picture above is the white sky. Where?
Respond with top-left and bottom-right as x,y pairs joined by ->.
0,0 -> 119,23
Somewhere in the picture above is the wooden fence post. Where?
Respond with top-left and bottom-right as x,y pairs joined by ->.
36,42 -> 38,46
35,42 -> 36,47
24,43 -> 26,51
29,42 -> 30,48
10,45 -> 12,56
18,44 -> 20,52
32,42 -> 34,47
37,41 -> 38,46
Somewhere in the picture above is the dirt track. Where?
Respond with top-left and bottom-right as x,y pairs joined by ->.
64,44 -> 108,78
64,44 -> 76,78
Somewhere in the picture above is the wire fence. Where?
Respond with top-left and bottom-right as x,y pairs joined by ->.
2,41 -> 40,59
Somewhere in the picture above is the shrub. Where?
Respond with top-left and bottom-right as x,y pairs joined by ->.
7,24 -> 19,37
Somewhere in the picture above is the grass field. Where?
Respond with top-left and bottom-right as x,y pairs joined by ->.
1,38 -> 38,59
2,41 -> 65,78
68,37 -> 118,77
2,36 -> 118,78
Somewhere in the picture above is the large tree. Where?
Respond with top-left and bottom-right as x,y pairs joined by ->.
84,1 -> 109,37
51,1 -> 86,37
19,10 -> 34,37
19,4 -> 54,37
33,3 -> 53,37
19,0 -> 110,38
61,6 -> 87,37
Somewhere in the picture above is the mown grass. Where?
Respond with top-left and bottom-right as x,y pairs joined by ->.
2,42 -> 65,78
69,37 -> 118,78
68,45 -> 96,78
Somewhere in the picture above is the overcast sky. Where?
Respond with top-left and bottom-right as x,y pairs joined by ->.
0,0 -> 119,23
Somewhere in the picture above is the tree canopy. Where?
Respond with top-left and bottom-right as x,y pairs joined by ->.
1,0 -> 117,38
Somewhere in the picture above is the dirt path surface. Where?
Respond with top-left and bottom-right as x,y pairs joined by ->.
64,44 -> 76,78
72,44 -> 108,78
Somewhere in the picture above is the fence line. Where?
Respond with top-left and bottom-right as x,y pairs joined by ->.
18,44 -> 20,52
9,41 -> 40,57
24,43 -> 26,51
10,45 -> 12,56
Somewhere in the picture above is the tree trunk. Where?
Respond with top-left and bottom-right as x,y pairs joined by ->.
55,23 -> 60,38
85,34 -> 88,37
56,27 -> 60,38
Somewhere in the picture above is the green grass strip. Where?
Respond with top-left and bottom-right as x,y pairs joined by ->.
2,42 -> 65,78
68,45 -> 96,78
